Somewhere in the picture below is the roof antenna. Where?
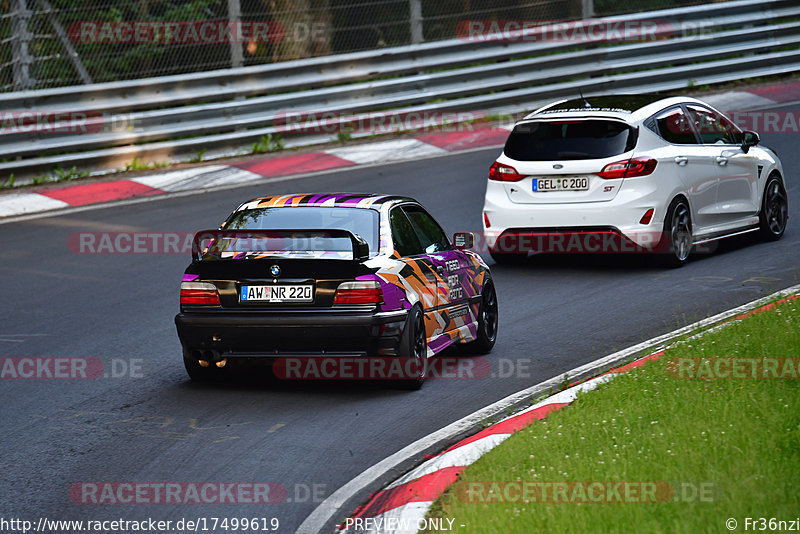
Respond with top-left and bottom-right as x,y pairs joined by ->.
579,88 -> 591,108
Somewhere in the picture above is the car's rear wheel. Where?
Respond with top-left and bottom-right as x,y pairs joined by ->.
758,175 -> 788,241
392,306 -> 427,390
661,198 -> 692,268
461,281 -> 498,355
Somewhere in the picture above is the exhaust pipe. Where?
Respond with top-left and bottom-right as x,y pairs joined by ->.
195,350 -> 224,368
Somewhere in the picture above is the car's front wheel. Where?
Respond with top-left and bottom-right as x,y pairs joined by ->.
661,198 -> 693,268
758,174 -> 788,241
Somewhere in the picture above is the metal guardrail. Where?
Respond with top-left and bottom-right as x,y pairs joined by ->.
1,0 -> 799,181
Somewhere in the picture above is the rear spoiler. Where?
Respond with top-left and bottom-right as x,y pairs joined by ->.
191,229 -> 370,262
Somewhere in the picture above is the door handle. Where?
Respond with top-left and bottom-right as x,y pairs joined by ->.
674,156 -> 688,166
716,156 -> 728,166
435,265 -> 445,275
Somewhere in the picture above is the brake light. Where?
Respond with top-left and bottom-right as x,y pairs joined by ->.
489,161 -> 524,182
180,281 -> 221,305
597,157 -> 657,179
333,281 -> 383,305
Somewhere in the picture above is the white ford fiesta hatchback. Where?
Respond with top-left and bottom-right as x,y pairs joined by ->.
483,95 -> 788,266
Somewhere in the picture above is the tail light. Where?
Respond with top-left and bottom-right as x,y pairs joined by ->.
180,281 -> 221,305
639,208 -> 655,225
483,212 -> 491,228
488,161 -> 524,182
597,157 -> 657,179
333,281 -> 383,305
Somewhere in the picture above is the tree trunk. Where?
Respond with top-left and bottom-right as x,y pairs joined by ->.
269,0 -> 332,62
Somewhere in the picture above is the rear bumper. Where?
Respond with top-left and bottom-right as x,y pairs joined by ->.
487,227 -> 667,254
175,308 -> 409,357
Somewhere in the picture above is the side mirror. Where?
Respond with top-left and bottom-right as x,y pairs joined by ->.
453,232 -> 474,250
741,130 -> 760,154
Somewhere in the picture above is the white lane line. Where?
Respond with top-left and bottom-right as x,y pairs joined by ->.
384,433 -> 510,491
0,193 -> 69,217
325,139 -> 448,165
299,283 -> 800,534
129,166 -> 229,190
131,166 -> 262,192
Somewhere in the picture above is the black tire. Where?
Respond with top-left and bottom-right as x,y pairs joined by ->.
183,352 -> 225,382
660,198 -> 693,268
758,175 -> 788,241
391,306 -> 427,390
460,281 -> 498,355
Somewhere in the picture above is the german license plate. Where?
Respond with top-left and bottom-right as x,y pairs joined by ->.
240,285 -> 313,302
532,177 -> 590,192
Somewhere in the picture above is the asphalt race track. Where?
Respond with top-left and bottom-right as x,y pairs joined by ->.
1,102 -> 798,533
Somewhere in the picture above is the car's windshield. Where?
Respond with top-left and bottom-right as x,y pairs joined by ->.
504,119 -> 637,161
222,206 -> 379,256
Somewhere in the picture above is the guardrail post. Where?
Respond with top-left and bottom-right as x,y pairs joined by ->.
11,0 -> 34,90
409,0 -> 423,44
582,0 -> 594,19
228,0 -> 244,68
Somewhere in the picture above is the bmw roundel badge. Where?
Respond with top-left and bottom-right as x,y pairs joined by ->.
270,265 -> 281,277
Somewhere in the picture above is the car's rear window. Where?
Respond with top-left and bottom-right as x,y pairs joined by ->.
223,206 -> 379,255
504,119 -> 637,161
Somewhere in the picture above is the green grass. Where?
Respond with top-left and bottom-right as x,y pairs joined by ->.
250,134 -> 284,154
124,158 -> 170,173
426,297 -> 800,533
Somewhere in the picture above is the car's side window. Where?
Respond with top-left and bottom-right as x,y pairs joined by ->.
402,205 -> 451,254
654,107 -> 698,145
686,105 -> 741,145
389,207 -> 424,257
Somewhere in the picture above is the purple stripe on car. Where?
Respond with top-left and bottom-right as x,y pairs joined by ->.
428,335 -> 454,354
